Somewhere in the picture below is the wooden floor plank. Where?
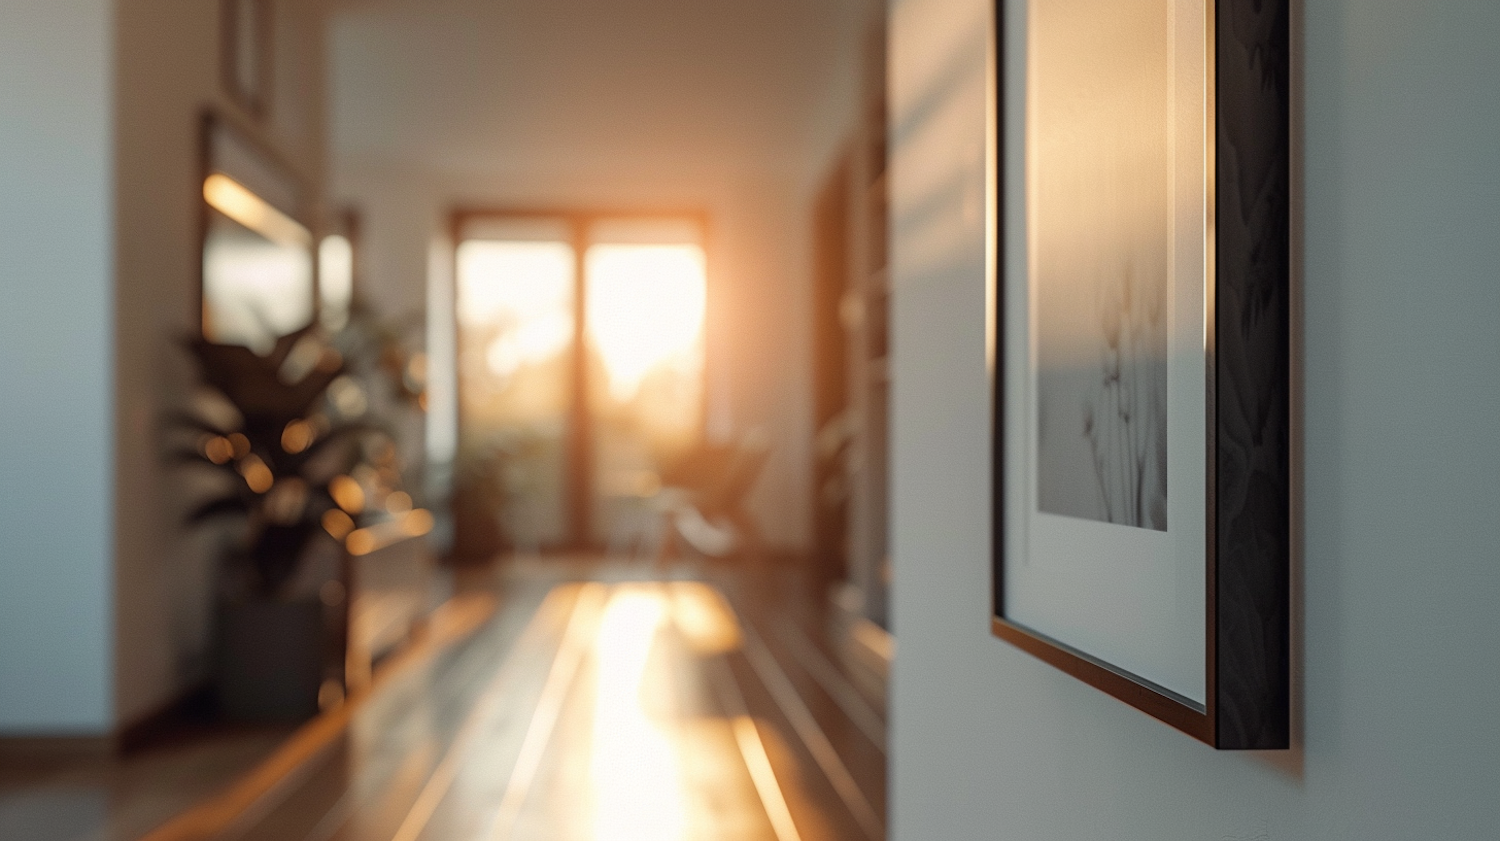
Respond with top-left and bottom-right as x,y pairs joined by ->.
1,561 -> 887,841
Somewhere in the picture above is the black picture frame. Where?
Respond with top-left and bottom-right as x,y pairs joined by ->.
222,0 -> 272,117
198,108 -> 317,349
989,0 -> 1290,749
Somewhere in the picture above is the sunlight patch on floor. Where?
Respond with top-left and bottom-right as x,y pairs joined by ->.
591,586 -> 687,841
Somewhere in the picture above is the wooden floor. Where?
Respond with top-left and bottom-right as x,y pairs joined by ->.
0,560 -> 887,841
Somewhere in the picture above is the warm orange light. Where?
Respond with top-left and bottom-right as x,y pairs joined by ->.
238,454 -> 274,494
402,508 -> 434,537
731,716 -> 802,841
345,528 -> 377,556
385,491 -> 413,515
329,475 -> 365,514
456,240 -> 575,382
203,172 -> 312,248
202,435 -> 234,465
281,419 -> 315,454
227,433 -> 251,459
322,508 -> 355,541
585,244 -> 706,401
590,587 -> 686,840
457,241 -> 574,329
668,581 -> 742,655
456,239 -> 578,430
342,509 -> 431,557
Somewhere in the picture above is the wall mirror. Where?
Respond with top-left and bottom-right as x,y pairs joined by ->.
199,112 -> 315,353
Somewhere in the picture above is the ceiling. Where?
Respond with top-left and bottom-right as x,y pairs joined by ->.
328,0 -> 877,180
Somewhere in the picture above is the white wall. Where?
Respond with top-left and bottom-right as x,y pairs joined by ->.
0,0 -> 329,736
0,0 -> 116,734
112,0 -> 328,726
889,0 -> 1500,837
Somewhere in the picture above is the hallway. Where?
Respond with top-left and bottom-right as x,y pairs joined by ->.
140,563 -> 886,841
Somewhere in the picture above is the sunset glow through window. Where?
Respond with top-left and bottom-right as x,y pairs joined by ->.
585,244 -> 707,401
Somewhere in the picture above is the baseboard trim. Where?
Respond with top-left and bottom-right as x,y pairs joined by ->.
1,681 -> 218,760
0,735 -> 116,760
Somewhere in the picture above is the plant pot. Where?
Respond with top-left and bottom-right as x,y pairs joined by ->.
216,596 -> 327,722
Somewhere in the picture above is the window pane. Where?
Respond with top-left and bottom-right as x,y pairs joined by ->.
584,238 -> 707,544
456,239 -> 576,551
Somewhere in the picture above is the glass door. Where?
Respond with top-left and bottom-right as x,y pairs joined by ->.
454,214 -> 707,554
455,219 -> 577,553
584,220 -> 707,546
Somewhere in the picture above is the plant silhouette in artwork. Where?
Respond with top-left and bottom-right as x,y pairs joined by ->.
1082,265 -> 1168,530
172,326 -> 381,598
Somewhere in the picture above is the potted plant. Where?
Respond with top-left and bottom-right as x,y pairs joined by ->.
173,326 -> 376,721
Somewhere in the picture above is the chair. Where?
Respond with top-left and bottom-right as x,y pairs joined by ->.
646,432 -> 771,565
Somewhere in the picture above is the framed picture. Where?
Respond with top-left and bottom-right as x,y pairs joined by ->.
990,0 -> 1290,749
223,0 -> 272,116
199,110 -> 316,353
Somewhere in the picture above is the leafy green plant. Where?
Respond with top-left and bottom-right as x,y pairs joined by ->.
172,326 -> 376,599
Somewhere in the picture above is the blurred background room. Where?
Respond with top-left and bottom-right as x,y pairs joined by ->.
1,1 -> 894,839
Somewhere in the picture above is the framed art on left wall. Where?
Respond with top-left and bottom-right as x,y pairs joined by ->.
198,110 -> 315,352
989,0 -> 1291,749
223,0 -> 272,116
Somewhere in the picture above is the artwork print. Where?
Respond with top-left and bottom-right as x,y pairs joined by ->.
993,0 -> 1292,749
1031,0 -> 1169,531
